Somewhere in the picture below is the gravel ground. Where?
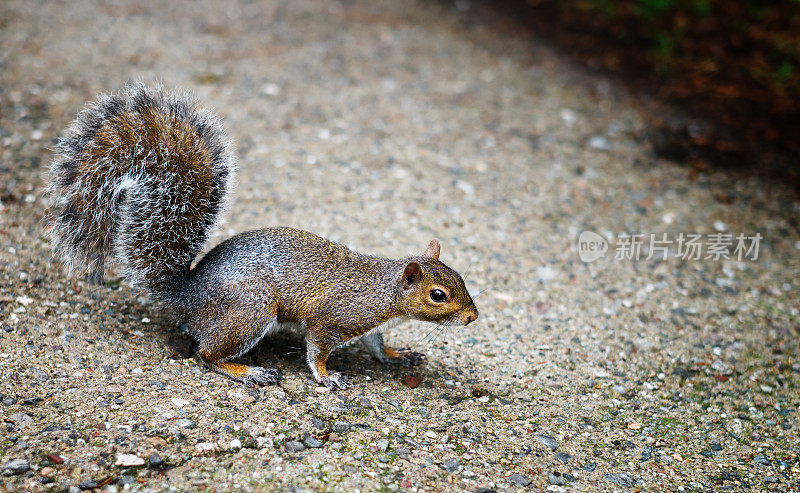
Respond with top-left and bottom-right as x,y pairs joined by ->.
1,1 -> 798,491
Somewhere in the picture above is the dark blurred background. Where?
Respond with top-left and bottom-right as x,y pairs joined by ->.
461,0 -> 800,185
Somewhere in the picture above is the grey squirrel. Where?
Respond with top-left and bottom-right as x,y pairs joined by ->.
46,82 -> 478,389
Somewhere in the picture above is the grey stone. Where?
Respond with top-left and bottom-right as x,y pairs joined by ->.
604,473 -> 639,487
548,472 -> 567,485
118,475 -> 136,485
753,454 -> 770,466
303,437 -> 323,449
285,440 -> 305,453
2,459 -> 29,475
508,474 -> 530,486
533,433 -> 559,450
147,454 -> 163,467
332,421 -> 351,434
175,418 -> 195,429
442,458 -> 460,473
10,413 -> 33,425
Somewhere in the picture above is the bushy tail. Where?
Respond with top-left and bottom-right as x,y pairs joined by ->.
46,82 -> 236,303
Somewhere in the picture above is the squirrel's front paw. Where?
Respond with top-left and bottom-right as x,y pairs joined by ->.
319,372 -> 350,390
386,348 -> 427,368
243,367 -> 282,387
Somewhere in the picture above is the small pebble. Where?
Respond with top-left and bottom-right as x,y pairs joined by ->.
508,473 -> 531,486
332,421 -> 351,434
194,442 -> 218,455
534,433 -> 559,450
118,475 -> 136,485
114,453 -> 145,467
442,458 -> 460,473
2,459 -> 29,475
285,440 -> 306,453
548,472 -> 567,486
77,479 -> 98,489
147,454 -> 163,468
10,413 -> 33,425
170,397 -> 190,408
303,437 -> 323,449
176,418 -> 196,429
604,473 -> 639,487
753,454 -> 770,466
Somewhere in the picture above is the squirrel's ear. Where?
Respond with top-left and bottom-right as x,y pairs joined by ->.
402,262 -> 423,290
423,239 -> 440,260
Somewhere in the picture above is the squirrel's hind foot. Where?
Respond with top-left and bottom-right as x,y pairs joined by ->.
319,372 -> 349,390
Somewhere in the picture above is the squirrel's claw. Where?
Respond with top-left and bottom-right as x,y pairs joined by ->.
320,372 -> 349,390
242,367 -> 282,387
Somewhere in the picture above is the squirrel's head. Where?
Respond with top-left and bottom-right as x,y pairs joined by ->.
396,239 -> 478,326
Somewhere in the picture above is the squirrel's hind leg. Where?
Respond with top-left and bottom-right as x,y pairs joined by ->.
192,284 -> 282,387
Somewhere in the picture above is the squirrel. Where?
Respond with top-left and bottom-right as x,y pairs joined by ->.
46,82 -> 478,389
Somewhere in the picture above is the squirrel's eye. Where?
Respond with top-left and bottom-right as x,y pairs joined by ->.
429,289 -> 448,303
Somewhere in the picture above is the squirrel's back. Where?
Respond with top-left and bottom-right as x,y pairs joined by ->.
47,82 -> 236,302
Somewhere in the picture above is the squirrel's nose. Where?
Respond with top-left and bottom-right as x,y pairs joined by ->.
464,310 -> 478,325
